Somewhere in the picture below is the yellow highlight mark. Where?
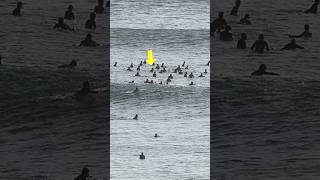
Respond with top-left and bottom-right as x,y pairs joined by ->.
146,49 -> 156,65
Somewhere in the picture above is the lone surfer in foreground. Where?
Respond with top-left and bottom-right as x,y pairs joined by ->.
75,81 -> 97,97
251,64 -> 279,76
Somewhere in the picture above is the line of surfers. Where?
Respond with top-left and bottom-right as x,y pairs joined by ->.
114,60 -> 211,86
211,0 -> 318,76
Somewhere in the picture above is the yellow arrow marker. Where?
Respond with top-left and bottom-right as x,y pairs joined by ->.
146,49 -> 156,65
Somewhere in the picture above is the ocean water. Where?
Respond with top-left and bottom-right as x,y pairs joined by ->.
0,0 -> 108,179
110,0 -> 210,179
212,0 -> 320,179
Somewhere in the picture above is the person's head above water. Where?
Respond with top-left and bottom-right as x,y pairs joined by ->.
258,64 -> 267,72
258,34 -> 264,40
68,5 -> 73,10
70,60 -> 77,66
86,34 -> 92,40
81,168 -> 89,177
304,24 -> 310,30
17,2 -> 22,8
218,12 -> 224,18
241,33 -> 247,39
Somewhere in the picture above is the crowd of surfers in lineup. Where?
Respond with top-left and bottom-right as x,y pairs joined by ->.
211,0 -> 318,76
5,0 -> 110,179
6,0 -> 111,101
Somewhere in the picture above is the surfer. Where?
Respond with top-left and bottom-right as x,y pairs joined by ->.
85,12 -> 97,29
94,0 -> 105,14
251,34 -> 270,53
113,62 -> 117,67
251,64 -> 279,76
12,2 -> 22,16
154,133 -> 159,137
204,69 -> 208,74
150,68 -> 154,72
64,5 -> 75,20
127,67 -> 132,71
135,72 -> 140,76
80,34 -> 99,47
133,114 -> 138,120
139,152 -> 145,159
184,72 -> 188,77
75,81 -> 97,97
220,25 -> 233,41
133,87 -> 139,92
281,39 -> 304,50
230,0 -> 241,16
239,14 -> 251,25
74,168 -> 90,180
153,72 -> 157,77
289,24 -> 312,38
188,73 -> 194,78
199,73 -> 205,77
189,81 -> 195,86
211,12 -> 228,35
237,33 -> 247,49
58,60 -> 77,68
54,17 -> 73,31
182,61 -> 185,67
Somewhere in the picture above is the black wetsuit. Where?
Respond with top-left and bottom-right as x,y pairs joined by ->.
251,40 -> 269,53
85,19 -> 96,29
80,39 -> 99,47
239,18 -> 251,25
281,42 -> 304,50
94,6 -> 105,14
54,23 -> 73,31
237,38 -> 246,49
12,7 -> 21,16
251,70 -> 279,76
290,31 -> 312,38
64,10 -> 75,20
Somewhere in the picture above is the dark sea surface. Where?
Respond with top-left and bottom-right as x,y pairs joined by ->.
212,0 -> 320,179
0,0 -> 108,179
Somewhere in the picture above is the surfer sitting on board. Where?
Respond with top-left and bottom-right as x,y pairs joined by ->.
251,64 -> 279,76
75,81 -> 98,97
58,60 -> 77,68
54,17 -> 73,31
74,168 -> 90,180
80,34 -> 100,47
